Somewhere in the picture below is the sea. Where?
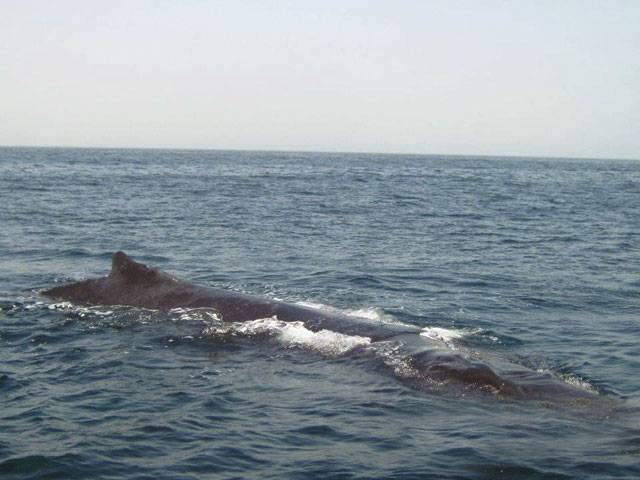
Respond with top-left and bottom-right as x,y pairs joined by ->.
1,147 -> 639,479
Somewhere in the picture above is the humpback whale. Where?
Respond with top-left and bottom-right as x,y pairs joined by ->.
44,251 -> 421,340
43,251 -> 595,399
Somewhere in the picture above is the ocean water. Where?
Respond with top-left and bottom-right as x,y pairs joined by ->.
1,147 -> 639,479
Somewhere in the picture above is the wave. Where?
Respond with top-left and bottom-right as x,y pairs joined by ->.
204,317 -> 371,356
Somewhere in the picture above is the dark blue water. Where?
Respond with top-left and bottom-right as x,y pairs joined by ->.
1,147 -> 639,479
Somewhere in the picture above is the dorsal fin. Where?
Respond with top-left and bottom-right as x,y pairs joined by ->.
110,251 -> 159,283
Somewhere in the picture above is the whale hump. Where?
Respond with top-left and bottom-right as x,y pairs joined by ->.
110,251 -> 160,283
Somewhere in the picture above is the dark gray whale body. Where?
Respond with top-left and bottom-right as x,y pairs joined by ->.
44,251 -> 421,340
43,251 -> 595,399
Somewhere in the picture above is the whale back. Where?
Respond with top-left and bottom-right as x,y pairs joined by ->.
40,251 -> 603,401
110,251 -> 165,285
43,251 -> 175,306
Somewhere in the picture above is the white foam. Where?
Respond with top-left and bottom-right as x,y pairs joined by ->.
535,368 -> 599,394
46,301 -> 114,316
295,300 -> 348,314
168,307 -> 220,323
205,316 -> 371,356
559,374 -> 598,393
345,306 -> 402,324
295,301 -> 409,326
25,301 -> 45,310
368,341 -> 421,379
42,301 -> 223,326
48,301 -> 74,310
420,327 -> 478,351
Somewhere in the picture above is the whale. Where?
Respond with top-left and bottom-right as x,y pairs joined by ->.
43,251 -> 422,340
42,251 -> 596,399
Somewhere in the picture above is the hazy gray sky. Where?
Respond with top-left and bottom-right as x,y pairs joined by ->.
1,1 -> 638,158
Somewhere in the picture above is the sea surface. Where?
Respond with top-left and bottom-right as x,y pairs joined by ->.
1,147 -> 639,479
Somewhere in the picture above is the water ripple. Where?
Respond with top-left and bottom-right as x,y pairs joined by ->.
1,149 -> 639,479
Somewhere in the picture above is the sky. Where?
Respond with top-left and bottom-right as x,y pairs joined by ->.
1,0 -> 639,159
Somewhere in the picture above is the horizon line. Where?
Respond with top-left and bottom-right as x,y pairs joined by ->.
1,144 -> 638,163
